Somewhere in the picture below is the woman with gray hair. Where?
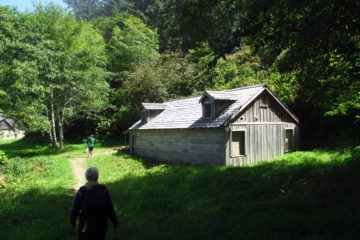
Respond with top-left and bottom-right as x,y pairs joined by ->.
71,167 -> 118,240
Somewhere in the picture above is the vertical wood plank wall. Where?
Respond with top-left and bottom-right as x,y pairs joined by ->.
227,91 -> 299,166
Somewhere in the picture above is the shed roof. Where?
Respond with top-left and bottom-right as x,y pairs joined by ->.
129,84 -> 289,131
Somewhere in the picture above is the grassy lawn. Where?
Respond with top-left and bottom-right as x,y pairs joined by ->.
89,149 -> 360,240
1,138 -> 360,239
0,138 -> 118,240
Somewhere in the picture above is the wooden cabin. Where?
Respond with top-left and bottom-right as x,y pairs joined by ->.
0,114 -> 25,140
127,84 -> 299,166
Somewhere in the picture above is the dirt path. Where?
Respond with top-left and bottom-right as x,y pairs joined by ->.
70,149 -> 119,191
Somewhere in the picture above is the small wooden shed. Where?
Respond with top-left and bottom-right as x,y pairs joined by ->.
127,84 -> 299,166
0,114 -> 25,140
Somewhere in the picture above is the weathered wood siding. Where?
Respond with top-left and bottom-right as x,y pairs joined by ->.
133,129 -> 226,165
0,129 -> 25,140
235,91 -> 293,123
227,91 -> 299,166
227,123 -> 298,166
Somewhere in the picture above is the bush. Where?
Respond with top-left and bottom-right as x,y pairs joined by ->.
351,146 -> 360,161
2,157 -> 33,176
0,150 -> 7,165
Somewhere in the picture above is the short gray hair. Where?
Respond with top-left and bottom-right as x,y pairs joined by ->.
85,167 -> 99,182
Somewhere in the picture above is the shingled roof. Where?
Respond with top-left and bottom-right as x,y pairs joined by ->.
129,84 -> 278,130
0,113 -> 15,130
142,103 -> 167,110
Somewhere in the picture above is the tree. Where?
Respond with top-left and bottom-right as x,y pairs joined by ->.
107,15 -> 159,73
108,50 -> 202,133
64,0 -> 102,19
91,14 -> 159,89
236,0 -> 360,118
0,4 -> 109,148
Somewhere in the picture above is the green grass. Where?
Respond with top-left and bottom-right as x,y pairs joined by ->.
1,138 -> 360,239
88,149 -> 360,240
0,138 -> 119,240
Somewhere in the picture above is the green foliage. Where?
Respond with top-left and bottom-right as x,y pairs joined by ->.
0,4 -> 109,146
238,0 -> 360,117
108,15 -> 159,73
213,46 -> 264,88
351,146 -> 360,161
188,42 -> 218,91
64,0 -> 102,19
117,50 -> 202,127
0,150 -> 7,165
2,0 -> 359,144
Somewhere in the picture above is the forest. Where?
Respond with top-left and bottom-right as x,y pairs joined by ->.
0,0 -> 359,148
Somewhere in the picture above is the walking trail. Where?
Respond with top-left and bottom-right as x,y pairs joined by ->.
70,149 -> 119,191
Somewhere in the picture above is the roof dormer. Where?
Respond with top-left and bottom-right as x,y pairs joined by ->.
141,103 -> 166,123
202,96 -> 213,119
200,92 -> 236,119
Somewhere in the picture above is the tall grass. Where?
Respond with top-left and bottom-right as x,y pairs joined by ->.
87,149 -> 360,240
1,138 -> 359,240
0,138 -> 118,240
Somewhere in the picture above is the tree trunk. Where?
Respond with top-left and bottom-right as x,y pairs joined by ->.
58,110 -> 64,150
48,127 -> 55,147
45,105 -> 56,148
50,88 -> 59,148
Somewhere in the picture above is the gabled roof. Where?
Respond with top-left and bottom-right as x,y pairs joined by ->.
129,84 -> 297,131
0,113 -> 16,130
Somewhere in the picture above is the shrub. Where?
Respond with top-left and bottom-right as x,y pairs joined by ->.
351,146 -> 360,161
3,157 -> 33,176
0,150 -> 7,165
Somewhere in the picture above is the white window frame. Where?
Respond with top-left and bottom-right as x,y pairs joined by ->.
230,129 -> 246,157
284,127 -> 294,153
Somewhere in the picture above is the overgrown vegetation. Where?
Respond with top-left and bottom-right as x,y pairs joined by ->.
1,1 -> 358,148
0,139 -> 74,239
0,1 -> 358,238
0,139 -> 116,240
90,147 -> 360,239
1,139 -> 359,239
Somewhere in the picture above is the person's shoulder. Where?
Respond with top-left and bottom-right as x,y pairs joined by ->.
97,184 -> 109,193
98,184 -> 107,189
77,186 -> 88,196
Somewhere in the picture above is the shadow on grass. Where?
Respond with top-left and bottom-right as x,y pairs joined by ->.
114,150 -> 163,169
0,138 -> 81,158
2,151 -> 359,240
99,140 -> 124,148
0,187 -> 76,240
105,155 -> 360,240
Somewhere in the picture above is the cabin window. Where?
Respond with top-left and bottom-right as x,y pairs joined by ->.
231,130 -> 246,156
260,96 -> 268,108
285,129 -> 294,152
204,101 -> 212,119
